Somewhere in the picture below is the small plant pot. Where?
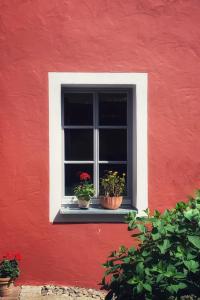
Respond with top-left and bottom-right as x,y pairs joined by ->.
78,197 -> 91,209
100,196 -> 123,210
0,278 -> 14,297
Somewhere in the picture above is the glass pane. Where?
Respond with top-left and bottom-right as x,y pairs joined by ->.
64,93 -> 93,125
99,164 -> 127,196
99,93 -> 127,125
65,164 -> 93,196
65,129 -> 93,161
99,129 -> 127,161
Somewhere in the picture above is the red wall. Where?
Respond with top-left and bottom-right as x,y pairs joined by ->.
1,0 -> 200,288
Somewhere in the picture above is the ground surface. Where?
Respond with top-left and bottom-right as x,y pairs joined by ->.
0,286 -> 106,300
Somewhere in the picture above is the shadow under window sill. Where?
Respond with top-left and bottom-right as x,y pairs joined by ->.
53,204 -> 137,223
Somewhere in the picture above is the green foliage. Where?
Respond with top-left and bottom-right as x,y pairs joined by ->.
0,256 -> 20,279
102,190 -> 200,300
100,171 -> 126,197
74,172 -> 95,200
74,181 -> 95,200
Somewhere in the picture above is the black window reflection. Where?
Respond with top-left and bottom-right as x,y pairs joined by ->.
64,93 -> 93,125
65,129 -> 93,161
99,93 -> 127,126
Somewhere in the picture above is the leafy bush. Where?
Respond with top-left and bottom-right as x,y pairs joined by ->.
0,253 -> 21,279
102,190 -> 200,300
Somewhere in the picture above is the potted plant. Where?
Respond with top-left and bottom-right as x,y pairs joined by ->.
100,171 -> 126,209
74,172 -> 95,209
0,252 -> 21,297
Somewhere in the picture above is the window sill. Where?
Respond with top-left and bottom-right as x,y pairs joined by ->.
55,204 -> 137,223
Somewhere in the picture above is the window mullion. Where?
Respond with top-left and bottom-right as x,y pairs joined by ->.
93,92 -> 99,198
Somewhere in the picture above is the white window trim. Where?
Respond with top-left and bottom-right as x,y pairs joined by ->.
49,72 -> 148,222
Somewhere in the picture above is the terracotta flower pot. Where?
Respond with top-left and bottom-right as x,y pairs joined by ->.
78,197 -> 91,209
0,277 -> 14,297
100,196 -> 123,210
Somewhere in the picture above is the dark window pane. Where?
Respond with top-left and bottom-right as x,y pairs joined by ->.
64,93 -> 93,125
99,93 -> 127,125
99,164 -> 127,196
99,129 -> 127,161
65,164 -> 93,196
65,129 -> 93,161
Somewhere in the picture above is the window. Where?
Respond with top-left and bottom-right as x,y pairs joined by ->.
63,89 -> 132,204
49,73 -> 148,222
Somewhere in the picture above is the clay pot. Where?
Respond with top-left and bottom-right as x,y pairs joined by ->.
0,278 -> 14,297
100,196 -> 123,210
78,197 -> 91,209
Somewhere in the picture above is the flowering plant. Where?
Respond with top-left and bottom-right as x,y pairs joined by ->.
0,253 -> 21,279
74,172 -> 95,201
100,171 -> 126,197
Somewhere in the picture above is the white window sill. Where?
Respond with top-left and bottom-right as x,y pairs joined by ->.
54,204 -> 137,223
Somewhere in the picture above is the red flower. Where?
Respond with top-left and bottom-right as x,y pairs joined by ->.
2,252 -> 22,261
80,172 -> 91,181
14,253 -> 22,261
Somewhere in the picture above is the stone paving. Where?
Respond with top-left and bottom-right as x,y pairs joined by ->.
0,285 -> 107,300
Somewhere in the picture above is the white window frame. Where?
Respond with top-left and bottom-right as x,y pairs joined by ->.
49,72 -> 148,222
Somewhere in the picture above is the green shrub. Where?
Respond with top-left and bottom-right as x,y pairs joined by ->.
102,190 -> 200,300
0,253 -> 21,279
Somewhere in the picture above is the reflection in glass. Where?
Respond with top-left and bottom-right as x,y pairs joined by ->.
99,129 -> 127,161
64,93 -> 93,125
65,164 -> 93,196
65,129 -> 93,161
99,164 -> 127,196
99,93 -> 127,125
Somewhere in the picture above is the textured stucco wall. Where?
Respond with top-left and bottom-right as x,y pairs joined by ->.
0,0 -> 200,287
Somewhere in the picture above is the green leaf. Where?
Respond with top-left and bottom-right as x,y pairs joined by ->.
137,224 -> 146,233
184,209 -> 199,221
142,250 -> 150,257
154,209 -> 161,218
196,203 -> 200,209
165,224 -> 175,233
167,283 -> 187,294
176,201 -> 186,211
136,262 -> 144,276
173,272 -> 187,279
184,210 -> 194,220
128,220 -> 137,230
183,260 -> 199,272
158,239 -> 171,254
188,235 -> 200,249
123,257 -> 131,263
152,232 -> 161,241
137,282 -> 143,293
145,268 -> 150,275
128,277 -> 138,285
128,246 -> 136,255
156,273 -> 164,283
186,252 -> 197,260
143,283 -> 152,292
167,264 -> 176,274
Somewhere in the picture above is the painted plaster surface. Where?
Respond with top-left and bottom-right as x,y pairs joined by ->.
0,0 -> 200,288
